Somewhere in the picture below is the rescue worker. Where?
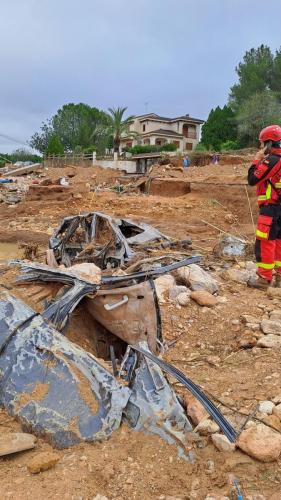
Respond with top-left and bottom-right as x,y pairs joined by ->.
248,124 -> 281,289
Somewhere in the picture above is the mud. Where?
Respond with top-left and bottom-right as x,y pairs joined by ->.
1,159 -> 281,499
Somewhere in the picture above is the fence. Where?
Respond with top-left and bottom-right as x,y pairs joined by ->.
43,152 -> 137,174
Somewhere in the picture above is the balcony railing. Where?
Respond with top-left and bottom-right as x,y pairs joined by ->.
184,132 -> 197,139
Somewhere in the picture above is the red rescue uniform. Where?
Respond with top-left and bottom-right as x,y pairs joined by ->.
248,149 -> 281,281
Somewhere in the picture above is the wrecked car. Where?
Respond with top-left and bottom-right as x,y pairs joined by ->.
0,257 -> 236,454
47,212 -> 191,269
0,211 -> 236,456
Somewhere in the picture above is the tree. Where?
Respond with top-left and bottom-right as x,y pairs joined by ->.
105,107 -> 135,152
29,120 -> 53,154
271,47 -> 281,99
201,105 -> 237,150
45,135 -> 64,155
30,103 -> 109,154
236,91 -> 281,146
229,45 -> 274,110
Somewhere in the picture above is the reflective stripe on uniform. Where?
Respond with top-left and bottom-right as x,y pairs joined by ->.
274,183 -> 281,188
256,229 -> 268,239
275,261 -> 281,267
256,262 -> 275,269
258,183 -> 272,201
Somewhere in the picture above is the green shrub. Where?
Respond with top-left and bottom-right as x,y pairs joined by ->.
83,146 -> 97,154
220,140 -> 239,151
194,142 -> 209,151
161,143 -> 177,152
128,143 -> 177,155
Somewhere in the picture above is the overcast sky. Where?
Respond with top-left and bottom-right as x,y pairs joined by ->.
0,0 -> 281,152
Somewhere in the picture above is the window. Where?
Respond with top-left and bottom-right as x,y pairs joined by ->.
186,142 -> 193,150
143,124 -> 146,132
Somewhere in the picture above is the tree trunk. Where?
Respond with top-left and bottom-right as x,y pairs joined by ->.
114,136 -> 120,154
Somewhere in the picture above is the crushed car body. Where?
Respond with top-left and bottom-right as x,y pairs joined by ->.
0,213 -> 237,456
47,212 -> 191,269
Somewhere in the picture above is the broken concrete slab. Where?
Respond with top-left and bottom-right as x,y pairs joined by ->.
0,432 -> 36,457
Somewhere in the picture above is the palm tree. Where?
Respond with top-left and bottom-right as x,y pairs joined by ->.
106,107 -> 136,153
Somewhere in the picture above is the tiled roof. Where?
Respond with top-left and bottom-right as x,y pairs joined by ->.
143,128 -> 182,137
137,113 -> 204,124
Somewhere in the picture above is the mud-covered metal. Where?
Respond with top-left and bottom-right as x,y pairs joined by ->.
48,212 -> 172,269
0,291 -> 195,452
123,342 -> 193,450
0,290 -> 130,448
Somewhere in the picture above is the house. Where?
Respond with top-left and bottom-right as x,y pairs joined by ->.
120,113 -> 204,152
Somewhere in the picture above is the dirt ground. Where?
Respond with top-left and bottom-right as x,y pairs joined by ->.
1,159 -> 281,499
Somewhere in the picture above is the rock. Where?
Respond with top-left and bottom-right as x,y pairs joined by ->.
238,332 -> 257,349
196,419 -> 220,435
176,292 -> 191,306
263,415 -> 281,432
68,263 -> 101,283
213,235 -> 250,261
154,274 -> 175,303
46,227 -> 54,236
211,433 -> 235,453
246,323 -> 260,332
272,394 -> 281,404
257,334 -> 281,348
258,401 -> 275,415
216,296 -> 228,304
27,451 -> 60,473
261,319 -> 281,335
267,287 -> 281,299
205,459 -> 215,474
221,268 -> 251,284
204,496 -> 230,500
175,264 -> 218,294
73,193 -> 82,199
237,424 -> 281,462
184,393 -> 208,425
169,285 -> 189,302
190,290 -> 217,307
0,432 -> 36,457
272,403 -> 281,420
270,310 -> 281,321
241,314 -> 260,324
245,261 -> 257,271
93,496 -> 109,500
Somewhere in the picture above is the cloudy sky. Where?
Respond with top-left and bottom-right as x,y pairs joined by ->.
0,0 -> 281,152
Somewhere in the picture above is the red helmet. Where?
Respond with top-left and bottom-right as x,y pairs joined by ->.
259,125 -> 281,143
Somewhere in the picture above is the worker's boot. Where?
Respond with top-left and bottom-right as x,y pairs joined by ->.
274,273 -> 281,288
248,274 -> 271,290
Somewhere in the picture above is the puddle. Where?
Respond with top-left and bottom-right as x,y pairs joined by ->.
0,242 -> 22,262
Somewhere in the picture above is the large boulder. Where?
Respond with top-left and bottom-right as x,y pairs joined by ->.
184,393 -> 208,425
211,433 -> 235,453
190,290 -> 218,307
237,424 -> 281,462
154,274 -> 175,303
174,264 -> 218,294
261,320 -> 281,335
221,268 -> 251,284
257,334 -> 281,348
